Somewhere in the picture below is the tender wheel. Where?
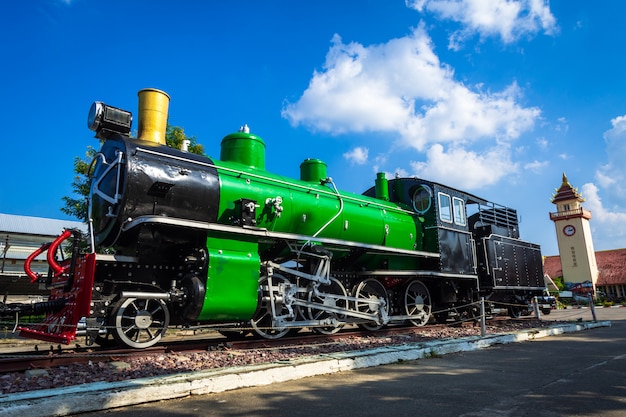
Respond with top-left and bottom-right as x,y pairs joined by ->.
307,277 -> 348,335
404,279 -> 432,327
354,278 -> 389,331
250,274 -> 295,339
508,304 -> 522,319
112,297 -> 170,349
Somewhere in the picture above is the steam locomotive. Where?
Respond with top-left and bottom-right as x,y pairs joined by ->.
3,89 -> 545,348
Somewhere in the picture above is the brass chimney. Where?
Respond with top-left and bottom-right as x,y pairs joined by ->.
137,88 -> 170,145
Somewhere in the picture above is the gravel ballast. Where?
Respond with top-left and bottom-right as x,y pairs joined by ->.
0,319 -> 611,417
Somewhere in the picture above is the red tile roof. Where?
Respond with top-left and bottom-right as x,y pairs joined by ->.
543,256 -> 562,279
544,248 -> 626,286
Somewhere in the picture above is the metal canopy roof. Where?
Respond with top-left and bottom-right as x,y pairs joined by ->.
0,213 -> 86,237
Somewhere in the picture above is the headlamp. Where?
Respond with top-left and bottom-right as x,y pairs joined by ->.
88,101 -> 132,136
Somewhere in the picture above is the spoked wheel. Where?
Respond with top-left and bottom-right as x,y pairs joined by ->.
354,278 -> 389,331
250,274 -> 295,339
307,277 -> 348,335
112,297 -> 170,349
404,279 -> 432,327
508,304 -> 522,319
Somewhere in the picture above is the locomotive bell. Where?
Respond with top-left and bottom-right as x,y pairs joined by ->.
137,88 -> 170,145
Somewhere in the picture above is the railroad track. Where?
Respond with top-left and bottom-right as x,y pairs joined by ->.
0,316 -> 535,374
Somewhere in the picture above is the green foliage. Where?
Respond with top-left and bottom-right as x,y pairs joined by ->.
166,125 -> 205,156
551,276 -> 565,291
61,146 -> 97,223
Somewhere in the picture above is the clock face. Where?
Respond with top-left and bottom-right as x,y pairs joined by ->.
563,224 -> 576,236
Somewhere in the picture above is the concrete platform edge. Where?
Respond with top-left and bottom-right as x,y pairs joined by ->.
0,321 -> 610,417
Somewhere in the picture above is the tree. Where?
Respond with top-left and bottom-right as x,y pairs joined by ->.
61,146 -> 96,222
61,126 -> 204,223
166,125 -> 205,155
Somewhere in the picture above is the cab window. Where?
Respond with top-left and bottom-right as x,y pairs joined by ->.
438,193 -> 452,223
412,185 -> 432,214
453,197 -> 466,226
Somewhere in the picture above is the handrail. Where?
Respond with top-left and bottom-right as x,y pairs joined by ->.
47,229 -> 73,277
24,229 -> 73,283
24,242 -> 51,283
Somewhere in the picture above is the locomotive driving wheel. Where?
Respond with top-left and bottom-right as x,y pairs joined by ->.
508,304 -> 522,318
250,274 -> 295,339
354,278 -> 389,331
403,279 -> 432,326
307,277 -> 348,335
112,297 -> 170,348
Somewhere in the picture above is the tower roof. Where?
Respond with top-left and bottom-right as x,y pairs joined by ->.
551,173 -> 585,204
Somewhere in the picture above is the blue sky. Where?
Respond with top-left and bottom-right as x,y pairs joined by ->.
1,0 -> 625,256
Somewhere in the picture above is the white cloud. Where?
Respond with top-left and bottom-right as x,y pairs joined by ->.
555,116 -> 569,132
577,116 -> 626,250
595,115 -> 626,202
394,167 -> 410,178
283,27 -> 540,149
410,143 -> 518,189
536,137 -> 548,149
282,24 -> 541,190
407,0 -> 558,49
581,183 -> 626,247
524,160 -> 548,173
594,170 -> 615,189
402,81 -> 539,150
343,147 -> 369,165
282,27 -> 453,140
606,114 -> 626,136
372,154 -> 390,173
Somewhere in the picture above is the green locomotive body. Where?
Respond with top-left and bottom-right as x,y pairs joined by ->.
169,126 -> 432,324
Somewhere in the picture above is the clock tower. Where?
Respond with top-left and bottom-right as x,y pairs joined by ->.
549,173 -> 598,291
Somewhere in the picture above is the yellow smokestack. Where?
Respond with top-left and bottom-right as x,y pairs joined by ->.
137,88 -> 170,145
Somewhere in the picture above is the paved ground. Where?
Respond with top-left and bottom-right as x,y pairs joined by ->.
75,308 -> 626,417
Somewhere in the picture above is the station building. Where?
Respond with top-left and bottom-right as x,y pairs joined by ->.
0,213 -> 86,296
546,174 -> 626,300
544,250 -> 626,300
